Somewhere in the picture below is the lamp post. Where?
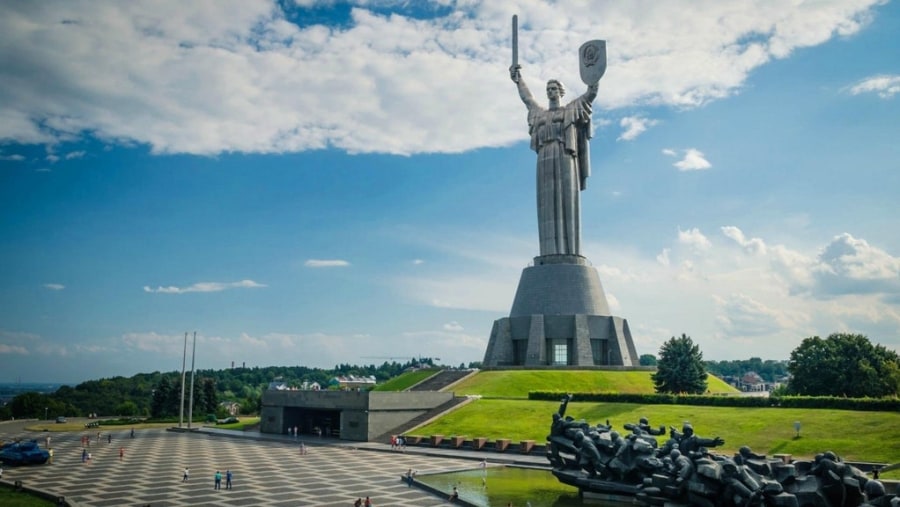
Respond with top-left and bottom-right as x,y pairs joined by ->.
45,407 -> 48,420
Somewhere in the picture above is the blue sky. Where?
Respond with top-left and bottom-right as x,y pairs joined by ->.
1,0 -> 898,384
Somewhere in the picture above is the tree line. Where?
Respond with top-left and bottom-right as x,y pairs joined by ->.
0,358 -> 431,421
650,332 -> 899,398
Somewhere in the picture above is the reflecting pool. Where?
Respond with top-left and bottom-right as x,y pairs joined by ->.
416,466 -> 631,506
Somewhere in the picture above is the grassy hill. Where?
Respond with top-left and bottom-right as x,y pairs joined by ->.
372,368 -> 440,391
444,369 -> 737,398
408,369 -> 899,465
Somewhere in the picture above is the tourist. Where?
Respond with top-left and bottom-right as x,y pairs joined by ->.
226,469 -> 233,489
48,447 -> 54,464
214,470 -> 222,490
183,467 -> 189,482
119,447 -> 124,460
364,496 -> 372,506
449,485 -> 459,503
354,499 -> 362,507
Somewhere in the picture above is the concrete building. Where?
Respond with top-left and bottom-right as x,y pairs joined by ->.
260,389 -> 454,441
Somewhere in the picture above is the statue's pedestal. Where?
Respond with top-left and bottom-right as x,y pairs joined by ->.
483,255 -> 638,367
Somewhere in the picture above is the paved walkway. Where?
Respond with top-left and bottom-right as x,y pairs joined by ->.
0,423 -> 548,506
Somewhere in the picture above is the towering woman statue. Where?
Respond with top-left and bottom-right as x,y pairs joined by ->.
510,65 -> 597,256
509,17 -> 604,257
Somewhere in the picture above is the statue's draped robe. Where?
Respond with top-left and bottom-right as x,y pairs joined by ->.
525,91 -> 593,256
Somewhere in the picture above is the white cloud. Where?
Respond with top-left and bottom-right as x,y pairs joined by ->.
412,259 -> 425,265
43,283 -> 66,290
0,1 -> 885,155
810,233 -> 900,297
678,227 -> 712,252
656,248 -> 671,266
65,150 -> 86,160
304,259 -> 350,268
443,321 -> 464,332
666,148 -> 711,171
721,226 -> 767,255
142,279 -> 267,293
848,74 -> 900,99
0,151 -> 25,161
617,116 -> 659,141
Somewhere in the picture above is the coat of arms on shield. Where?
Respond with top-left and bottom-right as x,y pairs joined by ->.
579,40 -> 607,85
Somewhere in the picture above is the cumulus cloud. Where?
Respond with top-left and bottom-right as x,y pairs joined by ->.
665,148 -> 712,171
43,283 -> 66,290
811,233 -> 900,297
678,227 -> 712,252
721,226 -> 767,255
304,259 -> 350,268
142,279 -> 267,293
617,116 -> 659,141
0,1 -> 885,155
848,74 -> 900,99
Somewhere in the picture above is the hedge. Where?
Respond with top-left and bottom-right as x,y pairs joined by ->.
528,392 -> 900,412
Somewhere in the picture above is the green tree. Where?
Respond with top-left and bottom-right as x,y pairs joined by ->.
116,400 -> 139,416
651,334 -> 708,394
639,354 -> 657,366
788,333 -> 900,397
201,378 -> 218,414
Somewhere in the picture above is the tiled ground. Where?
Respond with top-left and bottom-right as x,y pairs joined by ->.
0,428 -> 477,506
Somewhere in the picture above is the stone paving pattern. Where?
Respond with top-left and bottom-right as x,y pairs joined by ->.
0,426 -> 489,506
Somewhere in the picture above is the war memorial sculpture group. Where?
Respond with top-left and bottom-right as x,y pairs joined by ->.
485,16 -> 894,507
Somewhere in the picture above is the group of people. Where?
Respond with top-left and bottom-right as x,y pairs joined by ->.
389,435 -> 406,451
182,467 -> 233,490
352,496 -> 373,506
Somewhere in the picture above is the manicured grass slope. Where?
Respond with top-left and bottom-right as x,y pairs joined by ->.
413,399 -> 900,463
415,370 -> 898,464
372,368 -> 440,391
446,370 -> 737,398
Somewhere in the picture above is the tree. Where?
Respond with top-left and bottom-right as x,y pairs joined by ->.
651,334 -> 708,394
788,333 -> 900,397
639,354 -> 657,366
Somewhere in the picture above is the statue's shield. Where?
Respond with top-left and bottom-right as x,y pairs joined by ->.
579,40 -> 607,85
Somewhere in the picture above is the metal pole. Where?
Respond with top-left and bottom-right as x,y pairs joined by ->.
179,332 -> 187,428
511,15 -> 518,68
188,331 -> 197,429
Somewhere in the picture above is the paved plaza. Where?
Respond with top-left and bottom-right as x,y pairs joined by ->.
0,422 -> 515,506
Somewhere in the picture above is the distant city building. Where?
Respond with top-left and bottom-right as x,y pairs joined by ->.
331,375 -> 376,390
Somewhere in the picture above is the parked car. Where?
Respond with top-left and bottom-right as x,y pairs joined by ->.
216,417 -> 239,425
55,416 -> 67,423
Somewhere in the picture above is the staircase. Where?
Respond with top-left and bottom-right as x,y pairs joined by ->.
407,369 -> 474,392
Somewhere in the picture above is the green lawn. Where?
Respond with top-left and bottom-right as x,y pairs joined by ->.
412,399 -> 900,464
0,487 -> 55,507
373,369 -> 440,391
446,370 -> 737,398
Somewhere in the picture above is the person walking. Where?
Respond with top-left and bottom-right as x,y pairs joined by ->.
48,448 -> 54,464
214,470 -> 222,490
182,467 -> 190,482
119,447 -> 124,460
82,448 -> 87,463
225,469 -> 232,490
364,496 -> 372,507
107,433 -> 112,444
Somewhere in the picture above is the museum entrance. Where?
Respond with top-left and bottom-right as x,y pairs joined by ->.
283,407 -> 342,438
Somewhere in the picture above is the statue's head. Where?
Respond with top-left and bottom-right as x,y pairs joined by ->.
682,423 -> 694,436
546,79 -> 565,99
670,449 -> 681,460
639,417 -> 649,425
573,430 -> 584,442
609,431 -> 620,441
552,413 -> 561,421
739,446 -> 752,457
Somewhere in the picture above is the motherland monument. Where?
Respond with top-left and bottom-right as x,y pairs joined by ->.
482,16 -> 638,367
